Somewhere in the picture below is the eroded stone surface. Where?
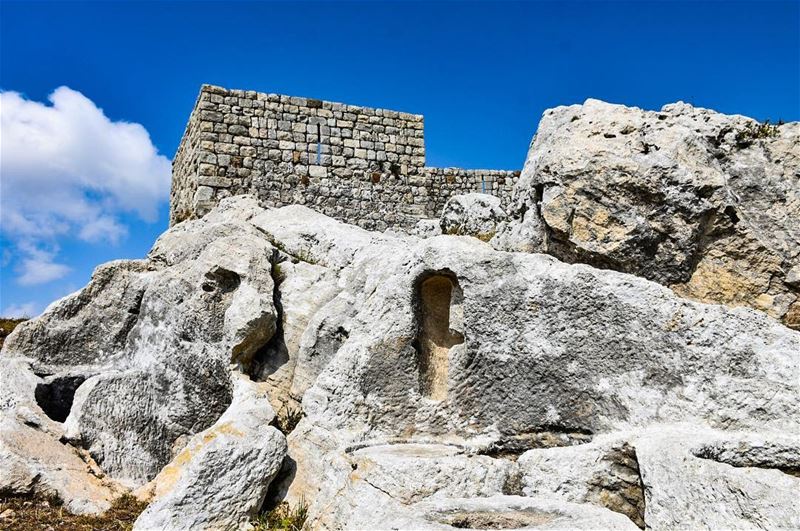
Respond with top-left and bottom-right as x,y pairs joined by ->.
518,435 -> 645,527
496,99 -> 800,327
6,197 -> 278,487
133,376 -> 286,531
3,194 -> 798,529
637,427 -> 800,530
440,193 -> 507,241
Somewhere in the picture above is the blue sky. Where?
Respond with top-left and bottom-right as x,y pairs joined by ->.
1,0 -> 798,316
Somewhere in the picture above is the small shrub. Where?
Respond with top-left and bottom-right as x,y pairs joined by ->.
275,404 -> 304,434
271,261 -> 285,284
252,498 -> 308,531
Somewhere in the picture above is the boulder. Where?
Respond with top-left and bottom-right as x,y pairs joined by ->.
133,376 -> 287,531
0,416 -> 126,515
249,204 -> 799,529
495,99 -> 800,328
440,193 -> 506,241
251,205 -> 798,443
252,260 -> 340,413
350,495 -> 640,530
0,357 -> 126,514
413,218 -> 443,238
5,196 -> 278,486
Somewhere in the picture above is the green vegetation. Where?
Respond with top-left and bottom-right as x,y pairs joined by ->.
252,499 -> 308,531
735,119 -> 781,145
271,260 -> 286,284
0,317 -> 28,348
294,247 -> 316,265
0,494 -> 147,531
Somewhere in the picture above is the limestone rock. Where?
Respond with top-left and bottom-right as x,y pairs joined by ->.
3,260 -> 154,374
133,376 -> 287,531
518,435 -> 645,527
4,196 -> 798,529
0,356 -> 127,515
252,260 -> 340,413
251,206 -> 798,443
636,426 -> 800,530
348,442 -> 513,504
496,100 -> 800,327
440,193 -> 506,241
251,204 -> 799,529
0,416 -> 126,515
5,196 -> 279,487
413,218 -> 443,238
351,495 -> 640,530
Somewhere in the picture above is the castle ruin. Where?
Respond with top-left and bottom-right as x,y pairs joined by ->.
171,85 -> 520,230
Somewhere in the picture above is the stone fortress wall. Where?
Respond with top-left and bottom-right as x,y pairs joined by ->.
171,85 -> 520,230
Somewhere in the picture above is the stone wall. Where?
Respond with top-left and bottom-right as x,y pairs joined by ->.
171,85 -> 520,230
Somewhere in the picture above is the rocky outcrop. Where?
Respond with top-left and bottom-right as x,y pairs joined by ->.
2,190 -> 798,529
133,376 -> 286,530
494,99 -> 800,328
0,356 -> 126,514
637,427 -> 800,530
246,201 -> 798,529
440,193 -> 507,241
4,197 -> 278,486
518,435 -> 646,527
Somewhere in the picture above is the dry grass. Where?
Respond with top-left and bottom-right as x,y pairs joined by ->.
252,499 -> 308,531
275,404 -> 304,435
0,494 -> 147,531
0,317 -> 28,349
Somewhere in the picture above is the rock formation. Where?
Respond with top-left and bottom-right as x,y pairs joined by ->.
1,99 -> 798,530
494,99 -> 800,329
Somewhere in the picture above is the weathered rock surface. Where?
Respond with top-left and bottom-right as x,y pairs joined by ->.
348,495 -> 641,530
0,416 -> 125,515
243,202 -> 798,530
5,197 -> 278,486
252,260 -> 341,413
440,193 -> 506,241
495,99 -> 800,328
0,357 -> 126,514
2,191 -> 798,529
637,426 -> 800,530
413,218 -> 443,238
251,204 -> 797,441
133,376 -> 286,530
518,435 -> 646,527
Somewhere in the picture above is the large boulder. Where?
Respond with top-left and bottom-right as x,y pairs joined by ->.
518,434 -> 646,527
133,375 -> 287,530
440,193 -> 506,241
250,206 -> 797,442
636,426 -> 800,530
0,357 -> 126,514
4,196 -> 278,486
495,99 -> 800,328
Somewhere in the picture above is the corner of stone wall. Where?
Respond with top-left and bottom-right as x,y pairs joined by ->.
170,85 -> 221,225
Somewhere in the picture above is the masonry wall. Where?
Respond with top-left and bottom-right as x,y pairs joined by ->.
171,85 -> 519,230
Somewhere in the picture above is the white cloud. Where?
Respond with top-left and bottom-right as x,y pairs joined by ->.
0,86 -> 171,285
15,244 -> 70,286
2,301 -> 40,318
